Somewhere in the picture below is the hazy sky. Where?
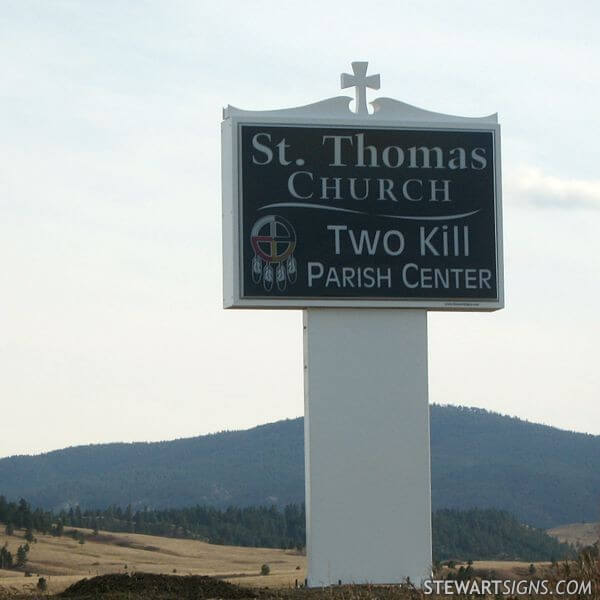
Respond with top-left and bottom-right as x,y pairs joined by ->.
2,1 -> 599,458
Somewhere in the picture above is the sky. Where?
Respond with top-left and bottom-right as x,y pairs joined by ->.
1,0 -> 599,458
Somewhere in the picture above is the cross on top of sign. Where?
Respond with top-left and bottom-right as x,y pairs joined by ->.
340,61 -> 380,115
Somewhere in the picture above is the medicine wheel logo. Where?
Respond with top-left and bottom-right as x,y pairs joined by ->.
250,215 -> 298,292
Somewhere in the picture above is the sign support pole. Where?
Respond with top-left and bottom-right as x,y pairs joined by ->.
303,308 -> 432,586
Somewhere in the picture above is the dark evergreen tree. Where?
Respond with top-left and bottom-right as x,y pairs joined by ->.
16,499 -> 28,527
0,544 -> 13,569
16,545 -> 28,568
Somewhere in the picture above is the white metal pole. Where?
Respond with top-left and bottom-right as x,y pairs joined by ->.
303,308 -> 432,586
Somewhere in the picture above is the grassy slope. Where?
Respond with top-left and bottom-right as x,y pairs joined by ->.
547,522 -> 599,548
0,527 -> 565,597
0,528 -> 305,595
0,527 -> 561,597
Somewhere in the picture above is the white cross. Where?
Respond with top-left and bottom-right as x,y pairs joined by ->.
340,61 -> 380,115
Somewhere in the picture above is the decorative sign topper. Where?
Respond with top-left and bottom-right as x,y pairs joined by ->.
222,62 -> 503,310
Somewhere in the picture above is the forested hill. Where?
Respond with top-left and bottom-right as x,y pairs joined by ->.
0,498 -> 575,562
1,405 -> 598,528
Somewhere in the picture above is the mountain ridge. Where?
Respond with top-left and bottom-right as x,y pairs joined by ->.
4,406 -> 598,461
1,405 -> 598,528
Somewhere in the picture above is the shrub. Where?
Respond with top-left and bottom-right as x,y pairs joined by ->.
37,577 -> 47,592
260,564 -> 270,576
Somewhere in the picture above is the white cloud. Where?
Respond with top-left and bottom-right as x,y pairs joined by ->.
506,167 -> 600,210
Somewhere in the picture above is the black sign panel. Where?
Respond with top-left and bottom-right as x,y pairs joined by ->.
239,124 -> 499,304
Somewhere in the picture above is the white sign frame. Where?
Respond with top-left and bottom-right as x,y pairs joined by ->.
222,96 -> 503,311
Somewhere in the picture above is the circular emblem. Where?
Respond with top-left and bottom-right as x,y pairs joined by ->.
250,215 -> 298,292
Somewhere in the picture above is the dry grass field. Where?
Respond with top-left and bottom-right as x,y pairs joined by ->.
547,522 -> 599,549
0,526 -> 587,597
0,527 -> 306,595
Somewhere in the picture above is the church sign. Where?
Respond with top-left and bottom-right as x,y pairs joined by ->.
222,65 -> 503,310
221,62 -> 505,587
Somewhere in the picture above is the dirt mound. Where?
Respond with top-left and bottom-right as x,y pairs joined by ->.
59,572 -> 258,599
